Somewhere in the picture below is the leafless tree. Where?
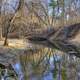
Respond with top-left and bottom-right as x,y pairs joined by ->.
25,0 -> 80,58
0,0 -> 24,46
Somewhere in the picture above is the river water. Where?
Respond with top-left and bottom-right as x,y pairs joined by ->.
0,48 -> 80,80
17,49 -> 80,80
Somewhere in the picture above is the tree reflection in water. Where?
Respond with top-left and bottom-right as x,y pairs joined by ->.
11,62 -> 24,80
18,48 -> 80,80
0,48 -> 80,80
18,48 -> 65,80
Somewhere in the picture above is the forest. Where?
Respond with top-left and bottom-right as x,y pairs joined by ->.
0,0 -> 80,80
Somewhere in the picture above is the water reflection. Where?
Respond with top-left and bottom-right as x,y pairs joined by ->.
12,62 -> 24,80
18,49 -> 64,80
0,48 -> 80,80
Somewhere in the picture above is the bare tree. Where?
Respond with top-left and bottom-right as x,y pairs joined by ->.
24,0 -> 80,57
0,0 -> 24,46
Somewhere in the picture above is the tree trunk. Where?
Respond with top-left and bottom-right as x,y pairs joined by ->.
4,32 -> 8,46
0,27 -> 2,40
3,25 -> 9,46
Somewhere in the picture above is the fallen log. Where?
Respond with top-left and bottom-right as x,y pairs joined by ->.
27,23 -> 80,57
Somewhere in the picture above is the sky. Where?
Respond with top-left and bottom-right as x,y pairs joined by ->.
1,0 -> 80,17
1,0 -> 19,14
